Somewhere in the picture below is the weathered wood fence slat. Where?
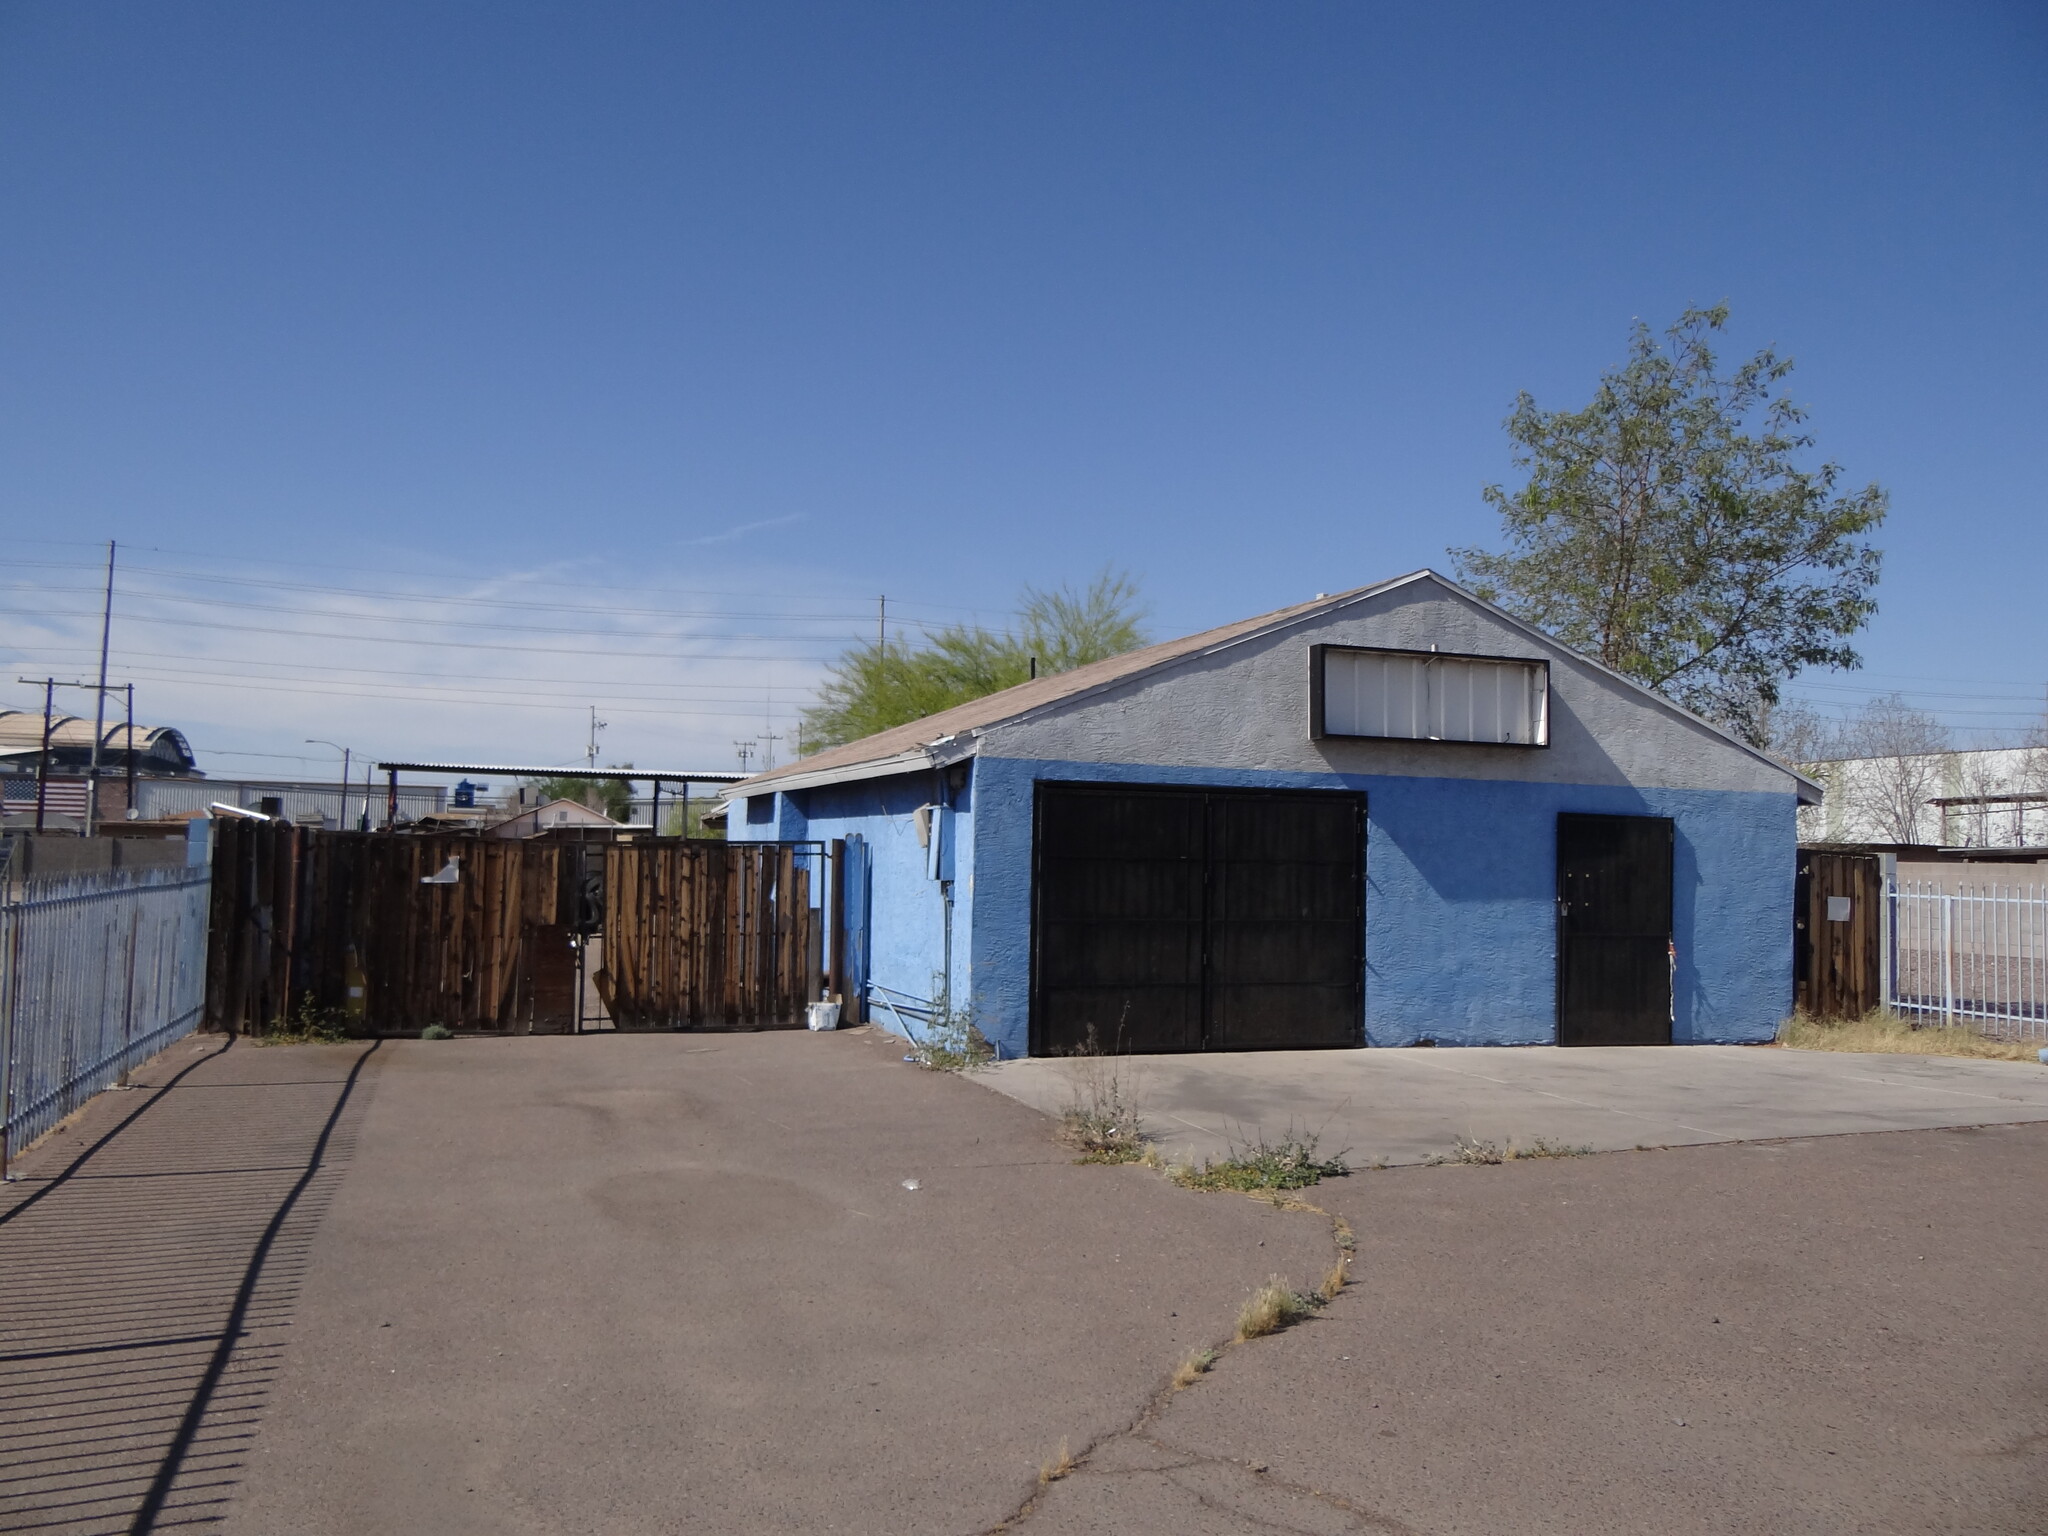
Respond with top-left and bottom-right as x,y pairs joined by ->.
205,823 -> 822,1034
1794,848 -> 1882,1019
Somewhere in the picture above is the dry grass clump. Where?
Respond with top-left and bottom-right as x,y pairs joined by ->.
1170,1348 -> 1219,1390
1778,1009 -> 2042,1063
1038,1438 -> 1076,1485
1235,1276 -> 1324,1341
1317,1259 -> 1349,1302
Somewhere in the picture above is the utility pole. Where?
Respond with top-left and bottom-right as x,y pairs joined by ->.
759,726 -> 781,772
32,680 -> 54,832
587,706 -> 608,770
307,740 -> 352,829
18,675 -> 130,832
86,541 -> 115,835
877,594 -> 887,654
123,685 -> 136,821
733,741 -> 755,774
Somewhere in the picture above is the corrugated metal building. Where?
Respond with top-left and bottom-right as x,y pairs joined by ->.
133,777 -> 446,826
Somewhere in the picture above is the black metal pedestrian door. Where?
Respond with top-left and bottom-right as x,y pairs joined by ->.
1556,812 -> 1673,1046
1031,783 -> 1364,1055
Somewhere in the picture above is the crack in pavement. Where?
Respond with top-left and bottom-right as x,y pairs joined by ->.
982,1188 -> 1392,1536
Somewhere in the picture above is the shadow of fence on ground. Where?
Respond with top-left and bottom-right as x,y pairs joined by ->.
0,1039 -> 375,1534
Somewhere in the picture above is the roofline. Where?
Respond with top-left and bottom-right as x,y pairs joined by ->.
1406,574 -> 1827,802
375,761 -> 746,784
724,748 -> 942,799
721,577 -> 1427,800
723,568 -> 1824,801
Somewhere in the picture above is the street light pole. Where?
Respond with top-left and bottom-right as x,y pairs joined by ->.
306,740 -> 351,830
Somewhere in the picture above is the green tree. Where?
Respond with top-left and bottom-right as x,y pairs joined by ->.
526,765 -> 633,821
801,570 -> 1148,750
1451,306 -> 1886,744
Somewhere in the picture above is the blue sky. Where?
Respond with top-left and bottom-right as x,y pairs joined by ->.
3,2 -> 2043,776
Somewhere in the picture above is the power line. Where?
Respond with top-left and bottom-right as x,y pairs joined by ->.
7,664 -> 824,711
5,553 -> 1023,621
2,668 -> 811,719
8,591 -> 871,641
0,608 -> 849,659
7,645 -> 823,691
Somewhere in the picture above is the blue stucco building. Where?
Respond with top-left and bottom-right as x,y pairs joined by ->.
728,571 -> 1818,1058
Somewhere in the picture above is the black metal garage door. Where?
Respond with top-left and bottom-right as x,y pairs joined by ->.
1031,783 -> 1365,1055
1556,812 -> 1673,1046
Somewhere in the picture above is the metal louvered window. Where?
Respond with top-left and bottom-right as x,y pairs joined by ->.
1312,645 -> 1548,746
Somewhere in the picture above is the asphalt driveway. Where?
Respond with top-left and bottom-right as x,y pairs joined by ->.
979,1043 -> 2048,1167
1028,1119 -> 2048,1535
5,1030 -> 2044,1535
0,1027 -> 1329,1536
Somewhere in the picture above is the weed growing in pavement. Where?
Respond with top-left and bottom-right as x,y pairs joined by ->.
256,995 -> 353,1045
1171,1129 -> 1350,1193
1778,1007 -> 2042,1062
1056,1056 -> 1149,1163
1235,1277 -> 1325,1341
906,981 -> 996,1072
1170,1348 -> 1219,1390
1038,1438 -> 1076,1485
910,1018 -> 994,1071
419,1024 -> 455,1041
1425,1134 -> 1592,1165
1319,1221 -> 1355,1301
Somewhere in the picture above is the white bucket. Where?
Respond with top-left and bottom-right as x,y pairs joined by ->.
806,1000 -> 842,1032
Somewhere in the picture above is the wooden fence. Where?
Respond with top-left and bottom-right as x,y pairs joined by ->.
602,843 -> 818,1029
1794,847 -> 1882,1019
206,822 -> 823,1034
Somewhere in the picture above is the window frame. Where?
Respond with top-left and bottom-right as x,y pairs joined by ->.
1309,643 -> 1551,748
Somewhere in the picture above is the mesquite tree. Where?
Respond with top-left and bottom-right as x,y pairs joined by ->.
1453,306 -> 1886,744
801,570 -> 1148,750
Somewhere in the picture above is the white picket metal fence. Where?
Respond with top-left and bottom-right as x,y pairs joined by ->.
0,863 -> 213,1169
1886,878 -> 2048,1042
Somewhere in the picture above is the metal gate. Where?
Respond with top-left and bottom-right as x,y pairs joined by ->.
1030,783 -> 1365,1055
1887,878 -> 2047,1040
1556,812 -> 1674,1046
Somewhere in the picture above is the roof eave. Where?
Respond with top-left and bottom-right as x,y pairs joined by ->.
722,745 -> 953,800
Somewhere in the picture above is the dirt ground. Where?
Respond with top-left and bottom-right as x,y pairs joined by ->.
2,1030 -> 2042,1534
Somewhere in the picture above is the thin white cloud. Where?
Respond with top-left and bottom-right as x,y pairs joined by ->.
676,513 -> 807,549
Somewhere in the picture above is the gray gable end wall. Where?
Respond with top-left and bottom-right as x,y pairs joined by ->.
980,577 -> 1798,797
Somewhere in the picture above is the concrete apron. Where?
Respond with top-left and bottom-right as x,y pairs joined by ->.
977,1045 -> 2048,1167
